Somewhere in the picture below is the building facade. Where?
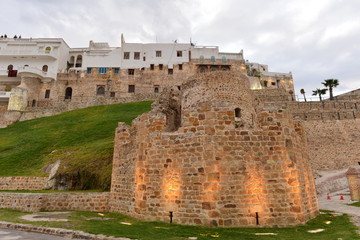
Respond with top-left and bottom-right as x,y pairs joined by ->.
0,35 -> 295,112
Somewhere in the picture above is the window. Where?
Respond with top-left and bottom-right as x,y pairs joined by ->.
128,85 -> 135,93
159,64 -> 163,70
178,64 -> 183,70
134,52 -> 140,60
114,68 -> 120,74
42,65 -> 48,72
177,51 -> 182,57
7,64 -> 17,77
154,85 -> 159,93
45,46 -> 51,53
235,108 -> 241,118
168,69 -> 173,75
69,56 -> 75,67
124,52 -> 130,59
65,87 -> 72,100
98,67 -> 108,74
45,89 -> 50,99
271,82 -> 276,86
222,56 -> 227,63
143,56 -> 146,61
156,51 -> 162,57
87,67 -> 92,74
199,56 -> 204,61
110,92 -> 115,97
150,64 -> 154,70
97,85 -> 105,95
211,56 -> 216,62
128,69 -> 135,75
76,55 -> 82,67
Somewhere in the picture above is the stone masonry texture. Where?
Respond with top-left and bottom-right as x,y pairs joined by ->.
0,177 -> 47,190
0,192 -> 110,212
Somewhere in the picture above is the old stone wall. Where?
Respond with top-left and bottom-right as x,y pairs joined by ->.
253,89 -> 294,102
303,119 -> 360,171
263,100 -> 360,121
0,192 -> 110,212
110,72 -> 318,227
0,177 -> 47,190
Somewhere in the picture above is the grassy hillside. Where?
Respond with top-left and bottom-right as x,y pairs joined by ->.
0,101 -> 152,190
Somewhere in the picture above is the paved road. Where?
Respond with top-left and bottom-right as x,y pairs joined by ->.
0,228 -> 69,240
318,189 -> 360,229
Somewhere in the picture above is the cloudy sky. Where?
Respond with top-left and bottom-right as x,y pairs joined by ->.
2,0 -> 359,98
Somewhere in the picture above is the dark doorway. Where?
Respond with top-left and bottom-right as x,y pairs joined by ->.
65,87 -> 72,100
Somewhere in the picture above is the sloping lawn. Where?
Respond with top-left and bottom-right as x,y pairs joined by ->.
0,101 -> 152,189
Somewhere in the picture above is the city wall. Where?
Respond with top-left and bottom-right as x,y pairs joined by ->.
0,192 -> 110,212
303,119 -> 360,170
0,177 -> 47,190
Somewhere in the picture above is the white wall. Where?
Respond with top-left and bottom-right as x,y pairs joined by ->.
120,43 -> 191,69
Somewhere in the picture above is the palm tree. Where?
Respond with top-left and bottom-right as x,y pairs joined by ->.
322,79 -> 339,100
312,88 -> 327,101
300,89 -> 307,102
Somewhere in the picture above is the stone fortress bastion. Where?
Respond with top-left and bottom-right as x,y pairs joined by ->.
109,71 -> 319,227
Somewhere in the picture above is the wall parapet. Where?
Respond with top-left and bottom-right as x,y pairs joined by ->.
0,192 -> 110,212
0,177 -> 47,190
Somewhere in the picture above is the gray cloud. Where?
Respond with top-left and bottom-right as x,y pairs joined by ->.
1,0 -> 359,97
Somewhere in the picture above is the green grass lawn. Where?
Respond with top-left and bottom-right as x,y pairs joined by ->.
349,201 -> 360,207
0,101 -> 152,190
0,209 -> 358,240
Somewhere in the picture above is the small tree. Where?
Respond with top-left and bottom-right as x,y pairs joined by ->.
300,88 -> 307,102
322,79 -> 339,100
312,88 -> 327,101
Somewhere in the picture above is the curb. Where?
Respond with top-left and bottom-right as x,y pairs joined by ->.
0,221 -> 132,240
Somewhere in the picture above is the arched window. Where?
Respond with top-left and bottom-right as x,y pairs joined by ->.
76,55 -> 82,68
154,86 -> 159,93
24,64 -> 29,67
69,56 -> 75,67
42,65 -> 48,72
222,56 -> 227,63
7,65 -> 13,71
235,108 -> 241,118
65,87 -> 72,100
45,46 -> 51,53
211,56 -> 216,62
97,86 -> 105,95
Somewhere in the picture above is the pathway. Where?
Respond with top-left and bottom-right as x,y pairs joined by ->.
318,189 -> 360,230
0,227 -> 69,240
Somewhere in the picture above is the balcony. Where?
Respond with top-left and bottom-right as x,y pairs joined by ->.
0,49 -> 57,59
18,66 -> 56,82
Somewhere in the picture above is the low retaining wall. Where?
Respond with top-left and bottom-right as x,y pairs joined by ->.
0,221 -> 129,240
0,192 -> 110,212
0,177 -> 48,190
